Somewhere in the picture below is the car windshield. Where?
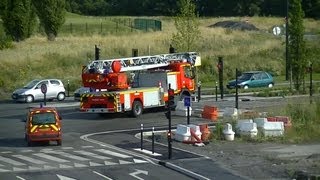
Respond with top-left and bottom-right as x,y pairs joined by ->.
23,80 -> 40,89
31,112 -> 56,125
238,73 -> 253,81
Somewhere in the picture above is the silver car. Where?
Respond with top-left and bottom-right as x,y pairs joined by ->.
12,79 -> 66,103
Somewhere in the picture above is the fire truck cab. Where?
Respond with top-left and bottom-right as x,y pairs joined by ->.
25,107 -> 62,146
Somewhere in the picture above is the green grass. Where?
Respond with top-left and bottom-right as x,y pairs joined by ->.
0,14 -> 320,99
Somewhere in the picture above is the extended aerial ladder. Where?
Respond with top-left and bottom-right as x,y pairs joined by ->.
83,52 -> 200,74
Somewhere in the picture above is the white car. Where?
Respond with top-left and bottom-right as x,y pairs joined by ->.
12,79 -> 66,103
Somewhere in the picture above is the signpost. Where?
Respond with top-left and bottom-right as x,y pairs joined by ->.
184,96 -> 191,125
41,84 -> 47,106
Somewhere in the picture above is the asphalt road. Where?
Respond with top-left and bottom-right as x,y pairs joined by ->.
0,94 -> 318,180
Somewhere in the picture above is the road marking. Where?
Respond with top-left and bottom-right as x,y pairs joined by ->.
0,168 -> 10,172
94,149 -> 132,158
119,160 -> 132,165
61,147 -> 74,150
0,156 -> 26,166
12,155 -> 47,165
1,151 -> 12,154
74,150 -> 111,160
57,174 -> 77,180
16,176 -> 26,180
89,162 -> 104,166
93,171 -> 113,180
33,153 -> 69,163
74,163 -> 88,168
20,149 -> 34,153
133,148 -> 162,156
81,146 -> 94,149
47,151 -> 90,161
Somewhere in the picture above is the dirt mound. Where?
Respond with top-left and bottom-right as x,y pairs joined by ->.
209,20 -> 259,31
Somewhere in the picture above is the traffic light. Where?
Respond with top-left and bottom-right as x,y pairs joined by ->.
168,88 -> 175,109
95,45 -> 100,60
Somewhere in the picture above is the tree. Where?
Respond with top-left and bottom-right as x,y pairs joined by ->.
33,0 -> 66,41
171,0 -> 201,52
288,0 -> 307,91
2,0 -> 36,42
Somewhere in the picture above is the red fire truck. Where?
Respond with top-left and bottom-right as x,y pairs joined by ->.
80,52 -> 201,117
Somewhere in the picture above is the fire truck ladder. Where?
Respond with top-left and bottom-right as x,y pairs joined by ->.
86,52 -> 199,73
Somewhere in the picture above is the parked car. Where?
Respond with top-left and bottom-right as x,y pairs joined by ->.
226,71 -> 274,89
25,107 -> 62,146
74,86 -> 90,101
12,79 -> 66,103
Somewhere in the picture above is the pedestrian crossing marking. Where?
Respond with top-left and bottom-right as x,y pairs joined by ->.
46,151 -> 90,161
33,153 -> 70,163
74,150 -> 111,160
61,147 -> 74,150
0,156 -> 26,166
0,147 -> 149,173
119,160 -> 133,165
28,166 -> 42,171
95,149 -> 132,158
12,155 -> 47,165
89,162 -> 104,167
74,163 -> 88,168
59,164 -> 73,169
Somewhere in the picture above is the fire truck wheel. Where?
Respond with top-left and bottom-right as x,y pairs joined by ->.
132,100 -> 143,117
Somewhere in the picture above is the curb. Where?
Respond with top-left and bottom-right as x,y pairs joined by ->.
158,161 -> 210,180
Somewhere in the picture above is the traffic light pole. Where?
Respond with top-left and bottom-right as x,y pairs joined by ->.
167,84 -> 173,159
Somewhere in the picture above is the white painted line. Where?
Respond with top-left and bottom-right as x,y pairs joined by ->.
74,150 -> 111,160
61,147 -> 74,150
104,160 -> 117,166
119,160 -> 132,165
40,148 -> 53,152
94,149 -> 132,159
1,151 -> 12,154
81,146 -> 94,149
33,153 -> 69,163
28,166 -> 42,171
93,171 -> 113,180
0,156 -> 26,166
59,164 -> 73,169
133,148 -> 162,156
57,174 -> 77,180
20,150 -> 33,153
47,151 -> 90,161
89,162 -> 103,166
12,155 -> 47,165
133,159 -> 148,164
16,176 -> 26,180
74,163 -> 88,168
0,168 -> 10,172
13,167 -> 26,172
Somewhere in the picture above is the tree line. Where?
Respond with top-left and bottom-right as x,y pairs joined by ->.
64,0 -> 320,19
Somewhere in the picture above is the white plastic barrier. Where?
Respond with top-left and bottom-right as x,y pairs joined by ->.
174,101 -> 192,117
262,121 -> 284,137
254,118 -> 268,128
174,124 -> 191,142
188,124 -> 202,140
236,119 -> 253,131
223,108 -> 238,118
223,123 -> 235,141
237,122 -> 258,138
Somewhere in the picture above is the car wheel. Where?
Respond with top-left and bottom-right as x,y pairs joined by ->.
57,92 -> 65,101
132,100 -> 143,117
268,83 -> 273,88
25,95 -> 34,103
243,85 -> 249,89
57,140 -> 62,146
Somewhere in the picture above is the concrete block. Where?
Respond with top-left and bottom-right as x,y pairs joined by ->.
254,118 -> 268,128
175,124 -> 191,142
237,122 -> 258,138
262,121 -> 284,137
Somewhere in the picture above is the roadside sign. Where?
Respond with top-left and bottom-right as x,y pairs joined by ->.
41,84 -> 47,94
272,26 -> 281,36
184,96 -> 191,107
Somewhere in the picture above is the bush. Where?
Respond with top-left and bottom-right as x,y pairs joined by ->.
0,35 -> 14,50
